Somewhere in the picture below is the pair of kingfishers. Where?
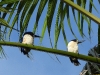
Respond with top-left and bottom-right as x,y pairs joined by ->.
20,32 -> 84,66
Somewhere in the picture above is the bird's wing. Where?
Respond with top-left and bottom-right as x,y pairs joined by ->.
19,37 -> 23,43
19,37 -> 23,52
69,57 -> 80,66
19,37 -> 24,51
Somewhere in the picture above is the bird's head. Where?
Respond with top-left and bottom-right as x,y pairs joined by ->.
24,32 -> 41,38
24,32 -> 34,37
71,39 -> 85,44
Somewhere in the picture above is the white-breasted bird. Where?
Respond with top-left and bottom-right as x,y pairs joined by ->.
20,32 -> 41,57
67,39 -> 85,66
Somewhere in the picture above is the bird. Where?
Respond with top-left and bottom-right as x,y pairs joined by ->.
20,32 -> 41,58
67,39 -> 85,66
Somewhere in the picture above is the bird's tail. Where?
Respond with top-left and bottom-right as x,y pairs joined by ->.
70,57 -> 81,66
22,51 -> 30,58
21,48 -> 30,58
73,60 -> 80,66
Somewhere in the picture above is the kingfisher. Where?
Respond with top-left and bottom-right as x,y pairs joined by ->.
20,32 -> 41,58
67,39 -> 85,66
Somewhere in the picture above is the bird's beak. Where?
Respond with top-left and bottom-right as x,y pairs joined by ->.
78,40 -> 85,44
34,35 -> 41,38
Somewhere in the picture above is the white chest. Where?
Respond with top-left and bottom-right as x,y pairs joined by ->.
67,41 -> 78,53
22,34 -> 33,44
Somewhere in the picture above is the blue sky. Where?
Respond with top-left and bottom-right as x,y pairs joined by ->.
0,0 -> 99,75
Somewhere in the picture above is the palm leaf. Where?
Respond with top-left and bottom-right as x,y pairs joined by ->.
0,0 -> 100,65
1,0 -> 99,44
33,0 -> 48,34
81,45 -> 100,75
54,1 -> 63,48
0,0 -> 20,5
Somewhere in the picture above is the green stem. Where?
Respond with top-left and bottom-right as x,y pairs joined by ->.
0,41 -> 100,64
63,0 -> 100,24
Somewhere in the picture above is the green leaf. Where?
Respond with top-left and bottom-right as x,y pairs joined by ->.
98,25 -> 100,54
0,18 -> 17,31
88,49 -> 99,57
87,63 -> 92,75
20,0 -> 32,31
61,23 -> 68,46
39,17 -> 47,44
98,0 -> 100,4
0,18 -> 9,26
89,0 -> 99,13
7,2 -> 18,23
60,4 -> 68,46
33,0 -> 48,33
54,1 -> 62,48
71,8 -> 77,25
77,11 -> 82,36
2,4 -> 14,19
0,0 -> 20,5
80,0 -> 86,35
8,14 -> 18,39
54,22 -> 61,48
63,0 -> 100,24
81,0 -> 86,8
77,0 -> 81,6
47,0 -> 57,36
20,0 -> 38,36
90,62 -> 100,73
44,0 -> 57,49
3,3 -> 18,37
36,0 -> 48,24
66,4 -> 77,39
82,15 -> 91,36
0,6 -> 10,13
17,0 -> 27,14
0,46 -> 7,58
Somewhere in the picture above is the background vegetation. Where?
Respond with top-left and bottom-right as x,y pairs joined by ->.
0,0 -> 100,75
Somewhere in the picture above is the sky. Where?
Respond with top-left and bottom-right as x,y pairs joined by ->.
0,0 -> 100,75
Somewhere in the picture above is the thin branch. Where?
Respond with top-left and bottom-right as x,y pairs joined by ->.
0,41 -> 100,64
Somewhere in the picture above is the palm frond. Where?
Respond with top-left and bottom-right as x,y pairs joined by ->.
0,0 -> 100,61
1,0 -> 99,45
81,45 -> 100,75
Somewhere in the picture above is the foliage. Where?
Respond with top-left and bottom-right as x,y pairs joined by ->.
81,45 -> 100,75
0,0 -> 100,74
0,0 -> 99,47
